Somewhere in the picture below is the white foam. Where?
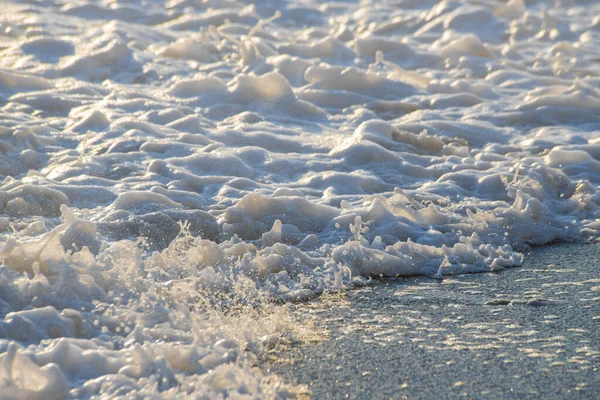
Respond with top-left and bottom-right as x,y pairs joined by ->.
1,0 -> 600,397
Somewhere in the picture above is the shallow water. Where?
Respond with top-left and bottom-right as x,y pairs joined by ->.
0,0 -> 600,397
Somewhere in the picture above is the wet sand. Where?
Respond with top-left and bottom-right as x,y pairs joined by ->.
265,243 -> 600,399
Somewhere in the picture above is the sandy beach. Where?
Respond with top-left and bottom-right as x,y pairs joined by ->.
266,243 -> 600,399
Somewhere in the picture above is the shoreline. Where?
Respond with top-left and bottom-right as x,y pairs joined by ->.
264,242 -> 600,399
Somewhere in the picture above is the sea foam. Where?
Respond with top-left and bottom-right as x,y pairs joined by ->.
1,0 -> 600,397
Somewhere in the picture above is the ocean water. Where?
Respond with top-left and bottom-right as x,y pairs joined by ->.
0,0 -> 599,398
